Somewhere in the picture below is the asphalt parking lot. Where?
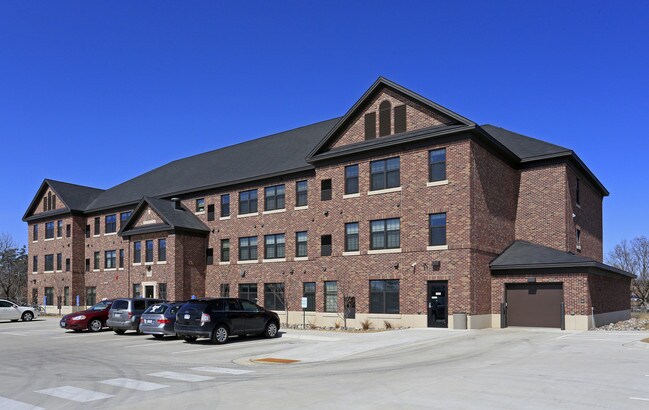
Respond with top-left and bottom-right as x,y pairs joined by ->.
1,318 -> 648,409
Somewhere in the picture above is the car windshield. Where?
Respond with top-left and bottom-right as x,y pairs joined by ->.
90,301 -> 111,311
145,304 -> 168,314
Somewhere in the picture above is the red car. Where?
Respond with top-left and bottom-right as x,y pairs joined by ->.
60,300 -> 114,332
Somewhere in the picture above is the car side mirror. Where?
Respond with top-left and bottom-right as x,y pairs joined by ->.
12,304 -> 18,309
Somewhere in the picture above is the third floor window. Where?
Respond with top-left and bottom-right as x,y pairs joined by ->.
133,241 -> 141,264
239,236 -> 258,261
264,185 -> 285,211
145,240 -> 154,263
345,165 -> 359,195
105,214 -> 117,234
196,198 -> 205,213
296,180 -> 308,207
345,222 -> 359,252
429,148 -> 446,182
370,218 -> 400,250
370,158 -> 400,191
239,190 -> 258,215
45,222 -> 54,239
264,234 -> 285,260
221,194 -> 230,217
295,231 -> 308,258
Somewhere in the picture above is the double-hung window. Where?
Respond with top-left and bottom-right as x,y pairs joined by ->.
295,231 -> 308,257
303,282 -> 316,311
133,241 -> 142,263
158,239 -> 166,262
105,250 -> 116,269
56,220 -> 63,238
370,158 -> 400,191
264,184 -> 285,211
345,165 -> 359,195
145,240 -> 154,263
196,198 -> 205,213
264,234 -> 285,259
239,237 -> 258,261
45,222 -> 54,239
221,194 -> 230,217
33,224 -> 38,241
93,252 -> 100,270
94,217 -> 100,235
428,148 -> 446,182
296,180 -> 308,207
105,214 -> 117,234
220,239 -> 230,262
324,281 -> 338,312
239,190 -> 258,215
370,218 -> 400,250
345,222 -> 359,252
56,253 -> 62,271
429,213 -> 447,246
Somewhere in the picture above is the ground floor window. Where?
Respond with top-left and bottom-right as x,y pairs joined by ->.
303,282 -> 315,311
264,283 -> 285,311
369,280 -> 400,314
239,283 -> 258,303
44,287 -> 54,306
63,287 -> 70,306
132,283 -> 141,299
86,287 -> 97,306
324,281 -> 337,313
158,283 -> 167,300
32,288 -> 38,305
220,283 -> 230,297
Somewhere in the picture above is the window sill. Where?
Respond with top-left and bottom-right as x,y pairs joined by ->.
55,270 -> 62,273
145,262 -> 154,265
343,193 -> 360,199
219,216 -> 231,220
105,268 -> 117,272
263,209 -> 286,215
45,238 -> 54,242
367,186 -> 402,196
237,212 -> 259,219
294,205 -> 308,211
118,268 -> 124,271
33,240 -> 38,243
132,263 -> 142,266
56,236 -> 63,239
237,260 -> 258,265
92,269 -> 99,272
157,261 -> 167,265
218,261 -> 231,266
32,272 -> 38,275
367,248 -> 401,255
263,258 -> 287,263
426,179 -> 449,187
44,270 -> 54,274
195,211 -> 206,215
342,251 -> 360,256
93,235 -> 100,238
293,256 -> 308,261
104,232 -> 117,236
427,245 -> 448,251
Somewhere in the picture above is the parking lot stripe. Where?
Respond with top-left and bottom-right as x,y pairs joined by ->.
35,386 -> 114,402
148,371 -> 214,382
190,367 -> 254,375
0,396 -> 44,410
0,332 -> 27,336
630,397 -> 649,402
124,343 -> 167,349
100,378 -> 168,391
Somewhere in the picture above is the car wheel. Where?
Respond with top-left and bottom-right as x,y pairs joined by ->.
153,334 -> 164,339
21,311 -> 34,322
211,325 -> 229,344
88,319 -> 102,332
114,329 -> 126,335
184,336 -> 197,343
264,321 -> 279,338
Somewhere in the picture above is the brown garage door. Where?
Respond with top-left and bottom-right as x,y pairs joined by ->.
506,283 -> 563,328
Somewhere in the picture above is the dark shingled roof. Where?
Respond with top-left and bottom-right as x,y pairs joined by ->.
479,125 -> 571,161
46,179 -> 104,211
491,240 -> 633,278
119,197 -> 209,236
86,118 -> 341,212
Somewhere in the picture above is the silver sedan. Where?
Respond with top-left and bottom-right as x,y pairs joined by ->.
0,299 -> 39,322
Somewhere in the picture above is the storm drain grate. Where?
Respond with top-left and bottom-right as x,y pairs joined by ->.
252,358 -> 300,364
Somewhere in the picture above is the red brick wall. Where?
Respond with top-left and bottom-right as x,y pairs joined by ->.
330,88 -> 454,149
589,274 -> 631,313
566,166 -> 603,261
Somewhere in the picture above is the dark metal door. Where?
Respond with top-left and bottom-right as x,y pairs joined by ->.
505,283 -> 563,328
145,285 -> 154,299
427,281 -> 448,328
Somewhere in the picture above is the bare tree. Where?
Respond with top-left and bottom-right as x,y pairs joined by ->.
0,233 -> 28,303
608,236 -> 649,310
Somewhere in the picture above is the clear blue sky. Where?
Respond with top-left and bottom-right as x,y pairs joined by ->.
1,1 -> 648,256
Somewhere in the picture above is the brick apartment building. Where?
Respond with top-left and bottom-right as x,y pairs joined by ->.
22,78 -> 632,330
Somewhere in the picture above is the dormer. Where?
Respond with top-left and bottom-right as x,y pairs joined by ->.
22,179 -> 104,222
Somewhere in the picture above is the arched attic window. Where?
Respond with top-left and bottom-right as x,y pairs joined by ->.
378,100 -> 392,137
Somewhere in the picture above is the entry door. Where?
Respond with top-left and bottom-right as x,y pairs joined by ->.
427,281 -> 448,328
145,285 -> 155,299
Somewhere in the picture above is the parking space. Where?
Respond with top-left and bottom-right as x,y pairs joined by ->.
1,318 -> 649,409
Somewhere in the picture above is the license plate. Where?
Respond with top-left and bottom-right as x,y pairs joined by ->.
146,319 -> 153,324
184,314 -> 190,319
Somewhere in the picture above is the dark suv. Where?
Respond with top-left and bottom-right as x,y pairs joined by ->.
175,298 -> 280,344
107,298 -> 163,334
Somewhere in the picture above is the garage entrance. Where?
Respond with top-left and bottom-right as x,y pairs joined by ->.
505,283 -> 564,328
